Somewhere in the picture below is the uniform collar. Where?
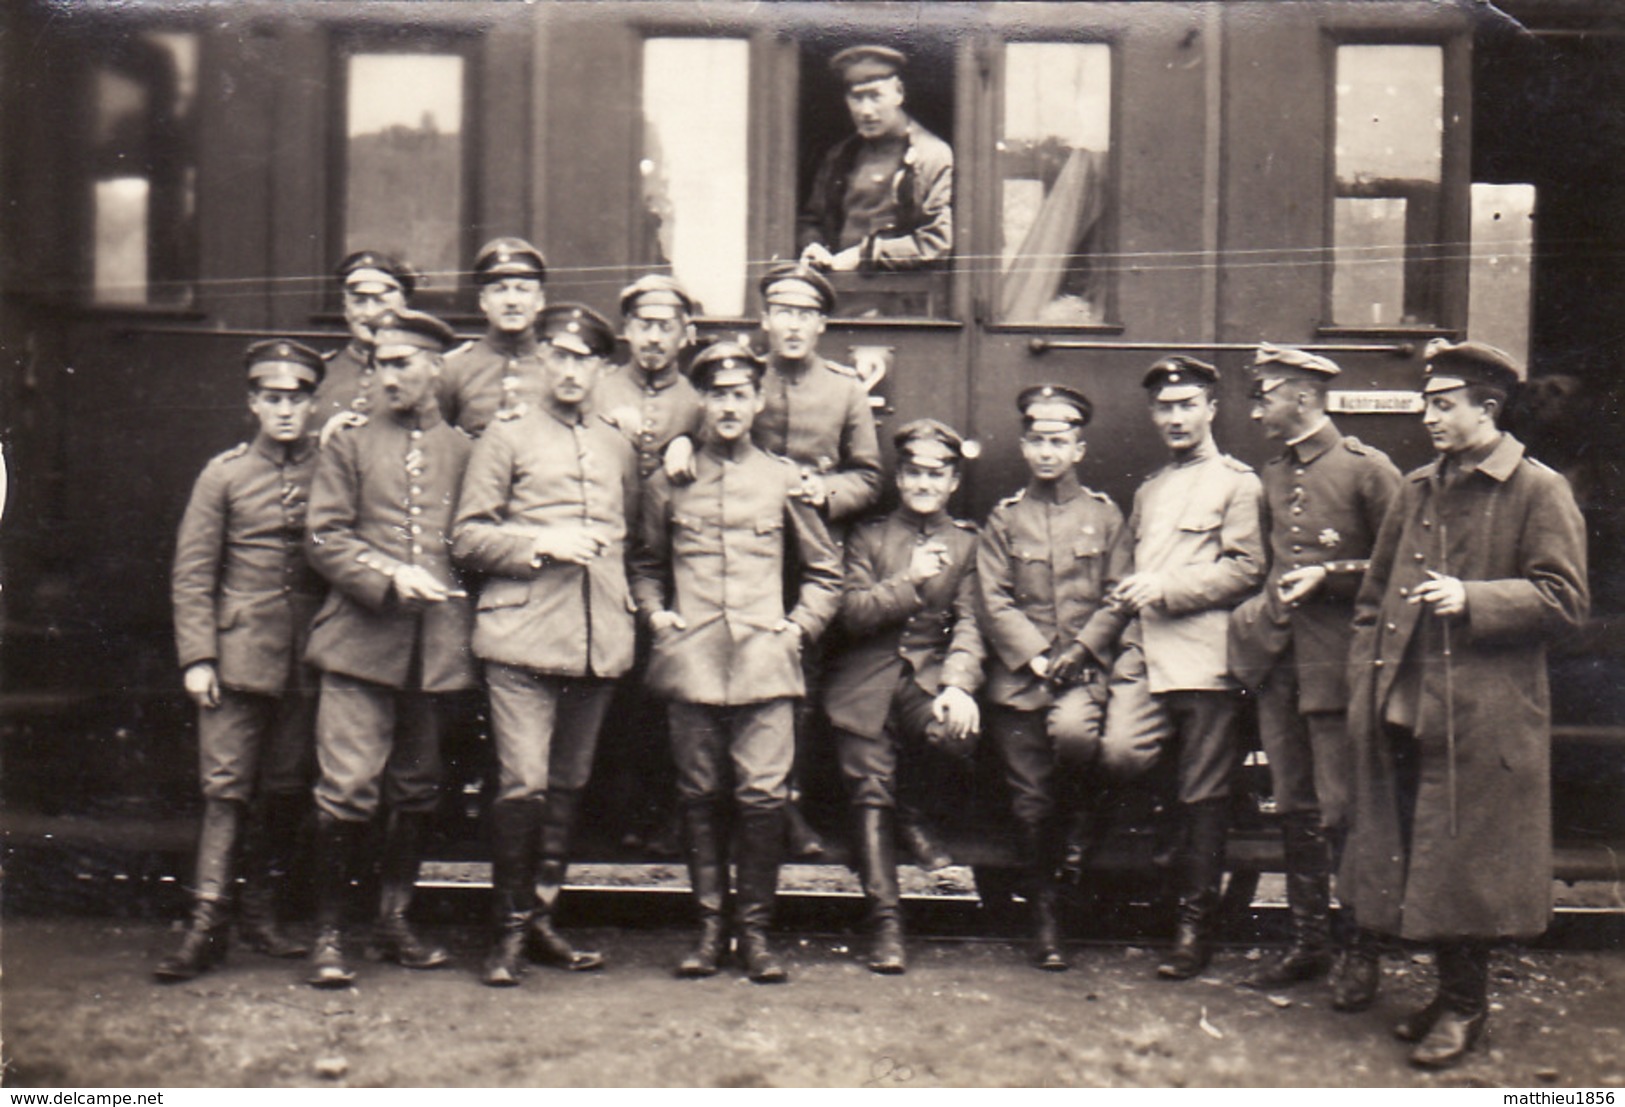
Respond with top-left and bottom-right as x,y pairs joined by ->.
345,339 -> 373,365
386,400 -> 445,432
631,360 -> 682,391
252,432 -> 315,465
768,352 -> 823,382
898,507 -> 951,534
1025,470 -> 1083,505
539,395 -> 588,428
1287,419 -> 1339,465
484,329 -> 539,360
1413,432 -> 1524,484
1170,437 -> 1219,468
701,433 -> 756,464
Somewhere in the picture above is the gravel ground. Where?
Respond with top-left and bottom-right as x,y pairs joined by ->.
3,916 -> 1621,1088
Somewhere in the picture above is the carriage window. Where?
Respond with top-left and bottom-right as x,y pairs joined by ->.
997,42 -> 1112,326
796,39 -> 955,319
642,38 -> 750,319
1331,45 -> 1443,328
344,53 -> 464,294
90,31 -> 198,306
1469,183 -> 1534,368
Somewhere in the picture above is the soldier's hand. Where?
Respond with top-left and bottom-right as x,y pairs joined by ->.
650,610 -> 687,635
799,243 -> 836,270
392,564 -> 451,604
183,662 -> 221,710
1047,641 -> 1093,686
319,410 -> 367,448
1028,652 -> 1052,681
1411,569 -> 1466,618
537,527 -> 605,566
829,246 -> 863,273
906,540 -> 950,585
1112,572 -> 1165,613
931,685 -> 980,742
795,470 -> 828,508
663,436 -> 698,484
1278,565 -> 1328,607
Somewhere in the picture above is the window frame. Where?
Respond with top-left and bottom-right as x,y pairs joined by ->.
325,26 -> 483,316
1318,28 -> 1472,339
979,29 -> 1124,335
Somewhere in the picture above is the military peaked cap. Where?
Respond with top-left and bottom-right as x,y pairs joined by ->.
1143,355 -> 1219,399
338,249 -> 416,298
688,341 -> 764,392
1422,338 -> 1521,395
473,237 -> 547,285
894,418 -> 973,470
1018,383 -> 1093,431
760,262 -> 838,315
538,303 -> 616,358
830,44 -> 907,87
245,338 -> 325,392
372,308 -> 456,355
619,273 -> 694,319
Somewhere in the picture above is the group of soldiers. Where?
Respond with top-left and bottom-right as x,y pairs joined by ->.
159,214 -> 1587,1070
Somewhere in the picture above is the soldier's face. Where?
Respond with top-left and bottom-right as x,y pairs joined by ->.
762,304 -> 826,361
478,277 -> 546,335
248,385 -> 314,443
625,312 -> 689,373
343,286 -> 406,345
1250,381 -> 1304,442
376,349 -> 438,414
1150,391 -> 1217,454
1422,388 -> 1498,455
1019,428 -> 1085,482
897,460 -> 959,515
542,345 -> 602,408
703,381 -> 764,443
845,77 -> 906,139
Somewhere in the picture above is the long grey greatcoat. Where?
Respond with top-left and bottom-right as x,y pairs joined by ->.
1346,433 -> 1587,941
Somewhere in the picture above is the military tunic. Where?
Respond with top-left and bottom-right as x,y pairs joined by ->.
438,331 -> 547,438
1346,435 -> 1587,940
824,509 -> 984,808
314,342 -> 378,432
755,354 -> 883,525
1099,442 -> 1265,805
797,119 -> 954,270
304,405 -> 475,821
631,440 -> 841,810
1227,419 -> 1401,823
452,401 -> 640,800
172,433 -> 323,801
976,473 -> 1123,823
595,361 -> 705,480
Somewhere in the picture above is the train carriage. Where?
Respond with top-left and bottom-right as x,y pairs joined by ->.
2,0 -> 1622,903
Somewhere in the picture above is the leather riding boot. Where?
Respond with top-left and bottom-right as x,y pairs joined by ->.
735,806 -> 789,983
237,791 -> 309,958
307,812 -> 359,988
1018,819 -> 1068,972
529,789 -> 604,971
676,799 -> 728,978
895,803 -> 953,872
856,806 -> 906,974
155,798 -> 241,982
369,811 -> 449,969
1244,815 -> 1333,989
1411,943 -> 1489,1069
1157,800 -> 1227,980
783,793 -> 829,860
483,799 -> 536,987
1331,927 -> 1382,1012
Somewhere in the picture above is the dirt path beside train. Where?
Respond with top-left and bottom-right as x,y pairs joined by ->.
3,918 -> 1622,1088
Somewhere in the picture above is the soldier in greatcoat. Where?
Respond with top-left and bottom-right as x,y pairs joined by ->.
1228,344 -> 1401,1002
452,304 -> 637,986
157,339 -> 327,982
302,308 -> 475,987
824,419 -> 984,974
313,250 -> 414,445
1345,340 -> 1587,1068
438,237 -> 549,437
977,385 -> 1124,972
630,343 -> 842,984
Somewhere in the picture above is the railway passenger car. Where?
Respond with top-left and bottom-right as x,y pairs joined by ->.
3,0 -> 1623,905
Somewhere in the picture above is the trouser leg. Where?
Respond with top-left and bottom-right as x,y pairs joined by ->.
530,787 -> 605,970
238,789 -> 310,958
154,797 -> 242,982
1409,942 -> 1490,1068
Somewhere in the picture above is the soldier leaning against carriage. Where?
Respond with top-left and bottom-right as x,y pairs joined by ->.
159,227 -> 1587,1070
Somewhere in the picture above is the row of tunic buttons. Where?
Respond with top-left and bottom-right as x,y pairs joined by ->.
406,435 -> 426,556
